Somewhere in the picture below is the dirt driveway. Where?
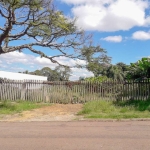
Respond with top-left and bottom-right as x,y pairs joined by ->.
0,104 -> 83,122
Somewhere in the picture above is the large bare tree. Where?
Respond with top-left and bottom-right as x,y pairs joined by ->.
0,0 -> 110,67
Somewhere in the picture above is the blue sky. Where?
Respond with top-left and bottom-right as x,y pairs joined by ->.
1,0 -> 150,80
56,0 -> 150,64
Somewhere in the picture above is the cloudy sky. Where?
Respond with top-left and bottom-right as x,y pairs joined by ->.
1,0 -> 150,80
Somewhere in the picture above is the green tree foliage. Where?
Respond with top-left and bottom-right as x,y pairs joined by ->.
116,62 -> 129,72
85,76 -> 108,82
87,61 -> 128,81
105,65 -> 126,80
84,46 -> 111,76
54,66 -> 71,81
0,0 -> 97,67
127,57 -> 150,80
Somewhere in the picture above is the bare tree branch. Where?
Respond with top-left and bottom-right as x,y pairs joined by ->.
0,0 -> 109,67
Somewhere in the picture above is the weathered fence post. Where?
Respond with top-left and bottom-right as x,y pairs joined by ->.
21,82 -> 26,100
43,84 -> 49,102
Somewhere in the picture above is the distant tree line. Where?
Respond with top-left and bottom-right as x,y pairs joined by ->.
19,66 -> 71,81
21,57 -> 150,82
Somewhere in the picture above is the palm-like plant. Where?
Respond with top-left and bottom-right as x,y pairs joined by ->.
106,65 -> 125,80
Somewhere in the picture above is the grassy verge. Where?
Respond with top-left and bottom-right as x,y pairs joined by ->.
78,100 -> 150,119
0,100 -> 50,115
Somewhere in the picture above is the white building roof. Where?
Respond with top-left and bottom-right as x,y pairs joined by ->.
0,71 -> 47,81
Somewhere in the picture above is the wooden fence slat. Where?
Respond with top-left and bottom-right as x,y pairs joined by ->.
0,79 -> 150,103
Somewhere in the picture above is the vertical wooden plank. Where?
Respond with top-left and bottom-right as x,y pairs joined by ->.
5,80 -> 8,100
26,80 -> 28,101
101,81 -> 104,101
11,81 -> 16,101
54,81 -> 57,103
127,80 -> 129,100
38,80 -> 40,102
136,80 -> 138,101
40,80 -> 43,102
13,80 -> 15,101
90,81 -> 93,102
56,81 -> 58,103
53,81 -> 56,103
148,79 -> 150,100
7,80 -> 10,100
0,81 -> 2,100
132,79 -> 134,100
102,80 -> 105,101
30,80 -> 33,102
142,79 -> 144,101
120,80 -> 123,101
30,80 -> 32,101
106,79 -> 109,101
138,80 -> 141,100
39,80 -> 42,102
1,80 -> 4,100
146,79 -> 149,100
77,81 -> 80,103
144,79 -> 146,100
95,81 -> 98,101
86,81 -> 89,102
135,80 -> 137,101
112,79 -> 114,101
98,81 -> 100,101
128,80 -> 131,100
18,80 -> 20,100
110,80 -> 113,101
52,81 -> 55,103
138,80 -> 140,100
35,80 -> 38,102
15,80 -> 18,100
4,80 -> 7,100
124,80 -> 126,101
83,81 -> 86,103
14,80 -> 16,101
6,80 -> 9,100
33,80 -> 36,102
90,81 -> 93,101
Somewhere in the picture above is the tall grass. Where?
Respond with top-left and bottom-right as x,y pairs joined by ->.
78,100 -> 150,119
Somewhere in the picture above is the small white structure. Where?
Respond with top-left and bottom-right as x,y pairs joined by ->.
0,71 -> 47,81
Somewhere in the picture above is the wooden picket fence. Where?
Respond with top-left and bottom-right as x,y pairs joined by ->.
0,79 -> 150,103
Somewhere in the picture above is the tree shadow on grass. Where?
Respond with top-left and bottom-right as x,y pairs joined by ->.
113,99 -> 150,112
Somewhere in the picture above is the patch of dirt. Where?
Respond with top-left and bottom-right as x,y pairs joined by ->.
0,104 -> 84,122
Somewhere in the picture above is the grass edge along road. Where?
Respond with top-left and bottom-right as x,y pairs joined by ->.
1,100 -> 150,120
0,100 -> 50,115
78,100 -> 150,119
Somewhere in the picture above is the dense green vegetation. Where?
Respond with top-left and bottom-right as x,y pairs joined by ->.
0,101 -> 49,115
85,57 -> 150,81
78,100 -> 150,119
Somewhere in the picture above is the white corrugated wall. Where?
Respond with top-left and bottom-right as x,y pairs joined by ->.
0,71 -> 47,81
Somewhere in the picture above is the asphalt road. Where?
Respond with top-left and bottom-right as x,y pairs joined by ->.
0,121 -> 150,150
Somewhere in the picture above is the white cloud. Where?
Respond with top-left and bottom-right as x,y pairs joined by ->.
132,31 -> 150,40
0,52 -> 93,80
101,35 -> 122,42
70,68 -> 93,81
61,0 -> 114,5
61,0 -> 149,31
